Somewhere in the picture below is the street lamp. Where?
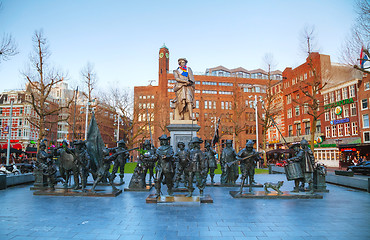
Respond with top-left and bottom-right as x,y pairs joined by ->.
6,98 -> 14,165
81,99 -> 95,140
249,95 -> 259,152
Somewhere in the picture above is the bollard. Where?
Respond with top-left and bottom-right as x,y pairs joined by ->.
0,174 -> 6,190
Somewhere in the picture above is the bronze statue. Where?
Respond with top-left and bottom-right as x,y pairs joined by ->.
286,138 -> 315,193
154,134 -> 175,197
220,140 -> 238,185
73,140 -> 91,191
236,140 -> 260,193
186,137 -> 207,197
91,148 -> 119,192
111,140 -> 129,184
263,181 -> 284,195
204,142 -> 217,184
57,140 -> 80,189
172,58 -> 195,120
140,140 -> 156,185
173,142 -> 190,188
35,140 -> 57,190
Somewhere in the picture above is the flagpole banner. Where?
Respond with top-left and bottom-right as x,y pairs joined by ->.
86,113 -> 105,173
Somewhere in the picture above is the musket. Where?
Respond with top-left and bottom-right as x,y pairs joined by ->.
106,147 -> 139,161
270,116 -> 290,150
226,151 -> 261,168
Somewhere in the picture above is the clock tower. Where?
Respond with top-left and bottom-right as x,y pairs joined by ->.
158,44 -> 169,97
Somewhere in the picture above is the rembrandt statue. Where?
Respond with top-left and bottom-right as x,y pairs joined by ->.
172,58 -> 195,120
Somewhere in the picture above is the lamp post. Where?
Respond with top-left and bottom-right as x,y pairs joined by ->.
6,98 -> 14,165
249,95 -> 259,152
81,99 -> 95,140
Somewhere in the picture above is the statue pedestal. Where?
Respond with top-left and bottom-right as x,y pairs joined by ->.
166,120 -> 200,151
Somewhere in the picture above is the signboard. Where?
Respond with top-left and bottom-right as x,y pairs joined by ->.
341,148 -> 357,152
335,106 -> 342,115
330,118 -> 350,125
324,98 -> 354,110
3,126 -> 9,134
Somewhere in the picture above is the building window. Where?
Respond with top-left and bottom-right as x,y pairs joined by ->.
19,119 -> 22,126
295,106 -> 300,116
349,85 -> 355,98
363,114 -> 369,128
287,94 -> 292,104
202,90 -> 217,94
326,126 -> 330,138
344,123 -> 350,136
196,100 -> 199,109
350,103 -> 357,116
204,101 -> 208,109
287,109 -> 292,119
296,123 -> 301,136
221,102 -> 224,110
343,106 -> 349,117
219,82 -> 233,86
361,99 -> 368,110
365,82 -> 370,90
288,125 -> 293,137
305,122 -> 310,135
324,94 -> 328,105
219,91 -> 233,95
213,101 -> 216,109
303,104 -> 309,114
331,125 -> 337,137
202,81 -> 217,85
338,124 -> 343,137
325,111 -> 330,121
329,92 -> 335,103
364,132 -> 370,142
352,122 -> 358,135
342,87 -> 348,99
331,108 -> 336,120
336,90 -> 341,101
316,120 -> 321,133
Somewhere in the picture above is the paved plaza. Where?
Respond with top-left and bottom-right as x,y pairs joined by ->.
0,173 -> 369,240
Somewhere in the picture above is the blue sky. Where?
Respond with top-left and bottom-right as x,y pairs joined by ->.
0,0 -> 356,93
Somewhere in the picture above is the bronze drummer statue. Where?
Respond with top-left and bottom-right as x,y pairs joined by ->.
285,138 -> 315,193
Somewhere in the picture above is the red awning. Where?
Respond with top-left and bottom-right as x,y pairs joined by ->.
12,143 -> 22,150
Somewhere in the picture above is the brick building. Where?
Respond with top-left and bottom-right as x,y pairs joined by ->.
133,45 -> 282,152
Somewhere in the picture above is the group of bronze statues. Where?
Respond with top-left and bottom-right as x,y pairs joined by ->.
35,138 -> 130,192
35,134 -> 324,197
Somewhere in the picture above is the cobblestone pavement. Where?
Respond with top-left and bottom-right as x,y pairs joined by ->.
0,173 -> 369,240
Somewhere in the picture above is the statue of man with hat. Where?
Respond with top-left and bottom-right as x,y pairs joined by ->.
73,140 -> 91,191
220,140 -> 238,185
286,138 -> 315,193
204,142 -> 217,184
110,139 -> 129,184
236,140 -> 261,194
140,139 -> 156,185
154,134 -> 175,197
35,139 -> 57,190
186,137 -> 207,196
172,58 -> 195,120
173,141 -> 190,188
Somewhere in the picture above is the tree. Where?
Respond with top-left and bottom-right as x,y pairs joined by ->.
0,3 -> 18,63
80,62 -> 97,102
99,86 -> 145,149
259,54 -> 279,167
294,26 -> 331,152
0,33 -> 18,63
23,30 -> 73,147
342,0 -> 370,73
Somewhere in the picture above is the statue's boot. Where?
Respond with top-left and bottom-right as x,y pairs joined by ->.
199,189 -> 204,196
210,175 -> 215,184
120,177 -> 125,184
291,181 -> 300,193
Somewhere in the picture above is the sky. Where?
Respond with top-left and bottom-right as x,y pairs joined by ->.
0,0 -> 357,93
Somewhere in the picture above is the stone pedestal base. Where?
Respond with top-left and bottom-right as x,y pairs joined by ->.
207,182 -> 263,188
146,194 -> 213,203
33,188 -> 122,197
229,191 -> 323,199
166,122 -> 200,151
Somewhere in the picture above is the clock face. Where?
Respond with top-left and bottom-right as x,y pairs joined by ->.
159,53 -> 164,58
166,53 -> 169,58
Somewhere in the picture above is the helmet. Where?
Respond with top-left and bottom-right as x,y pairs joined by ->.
246,140 -> 254,148
190,137 -> 203,144
158,134 -> 170,140
177,141 -> 185,147
300,138 -> 309,147
117,140 -> 126,147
